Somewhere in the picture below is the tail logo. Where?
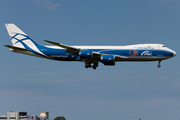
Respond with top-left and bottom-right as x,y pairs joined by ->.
11,33 -> 37,47
12,33 -> 30,44
11,33 -> 49,58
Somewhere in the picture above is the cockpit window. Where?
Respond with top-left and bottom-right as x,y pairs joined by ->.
162,45 -> 166,47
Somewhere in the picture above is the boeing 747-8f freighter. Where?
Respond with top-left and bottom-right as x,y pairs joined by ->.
4,24 -> 176,69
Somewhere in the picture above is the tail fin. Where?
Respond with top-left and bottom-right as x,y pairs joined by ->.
5,24 -> 39,48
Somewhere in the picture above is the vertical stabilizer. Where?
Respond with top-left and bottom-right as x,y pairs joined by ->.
5,24 -> 39,49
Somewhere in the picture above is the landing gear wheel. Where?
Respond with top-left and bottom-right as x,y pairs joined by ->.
92,62 -> 98,70
157,65 -> 161,68
88,64 -> 91,68
92,65 -> 96,70
85,64 -> 89,68
85,63 -> 92,68
95,63 -> 98,67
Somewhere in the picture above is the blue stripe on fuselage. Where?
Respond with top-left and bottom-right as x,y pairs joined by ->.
36,46 -> 79,61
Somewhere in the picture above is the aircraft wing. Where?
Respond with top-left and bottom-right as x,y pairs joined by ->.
44,40 -> 102,58
44,40 -> 80,55
4,45 -> 31,51
44,40 -> 127,63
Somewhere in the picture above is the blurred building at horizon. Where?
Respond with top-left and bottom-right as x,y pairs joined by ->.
0,111 -> 37,120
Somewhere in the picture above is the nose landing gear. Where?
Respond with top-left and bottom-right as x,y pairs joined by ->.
157,60 -> 161,68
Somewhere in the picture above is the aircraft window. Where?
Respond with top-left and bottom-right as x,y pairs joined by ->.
162,45 -> 166,47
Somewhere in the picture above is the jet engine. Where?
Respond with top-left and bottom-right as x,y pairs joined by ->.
79,50 -> 93,58
101,55 -> 115,65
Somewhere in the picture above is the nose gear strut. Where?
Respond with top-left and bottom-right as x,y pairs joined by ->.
157,60 -> 161,68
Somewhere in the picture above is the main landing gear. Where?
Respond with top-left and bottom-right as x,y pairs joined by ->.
85,62 -> 98,70
157,60 -> 161,68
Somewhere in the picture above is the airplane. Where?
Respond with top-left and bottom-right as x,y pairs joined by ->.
4,23 -> 176,70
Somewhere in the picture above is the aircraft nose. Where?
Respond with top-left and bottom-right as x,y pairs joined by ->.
173,51 -> 177,56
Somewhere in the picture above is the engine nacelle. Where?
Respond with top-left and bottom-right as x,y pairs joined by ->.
101,55 -> 115,65
79,50 -> 93,58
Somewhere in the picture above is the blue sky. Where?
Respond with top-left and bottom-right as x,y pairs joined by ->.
0,0 -> 180,120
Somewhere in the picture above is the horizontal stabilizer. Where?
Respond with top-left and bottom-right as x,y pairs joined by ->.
4,45 -> 31,51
